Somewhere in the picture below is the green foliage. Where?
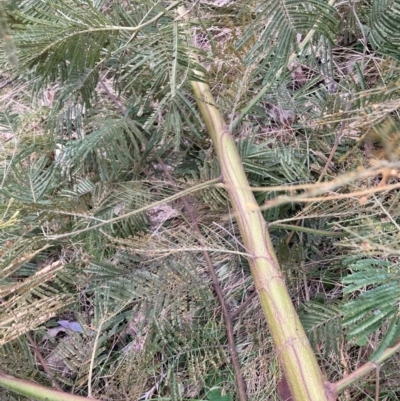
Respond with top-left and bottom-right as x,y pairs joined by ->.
238,0 -> 338,69
300,301 -> 343,357
206,388 -> 233,401
368,0 -> 400,62
0,3 -> 18,66
2,0 -> 400,398
342,258 -> 400,361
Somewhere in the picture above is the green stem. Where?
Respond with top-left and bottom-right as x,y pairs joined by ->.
269,223 -> 345,238
178,7 -> 328,401
0,370 -> 95,401
47,178 -> 221,240
334,340 -> 400,393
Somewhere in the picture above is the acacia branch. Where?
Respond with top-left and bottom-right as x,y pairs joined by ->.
46,178 -> 221,240
31,1 -> 182,59
178,6 -> 329,401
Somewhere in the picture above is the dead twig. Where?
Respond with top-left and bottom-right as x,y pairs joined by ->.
26,333 -> 62,392
230,291 -> 257,320
158,158 -> 248,401
318,97 -> 353,183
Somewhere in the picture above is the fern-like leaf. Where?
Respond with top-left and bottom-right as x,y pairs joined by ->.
342,258 -> 400,360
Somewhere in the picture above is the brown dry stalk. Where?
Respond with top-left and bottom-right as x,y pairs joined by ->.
262,180 -> 400,210
157,159 -> 248,401
318,96 -> 353,183
26,333 -> 62,392
230,291 -> 257,320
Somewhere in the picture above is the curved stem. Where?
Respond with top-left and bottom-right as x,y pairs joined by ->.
0,370 -> 95,401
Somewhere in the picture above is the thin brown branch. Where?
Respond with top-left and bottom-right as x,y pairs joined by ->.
99,78 -> 126,115
158,159 -> 248,401
26,333 -> 62,392
230,291 -> 257,320
318,97 -> 353,183
242,162 -> 400,193
375,365 -> 380,401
